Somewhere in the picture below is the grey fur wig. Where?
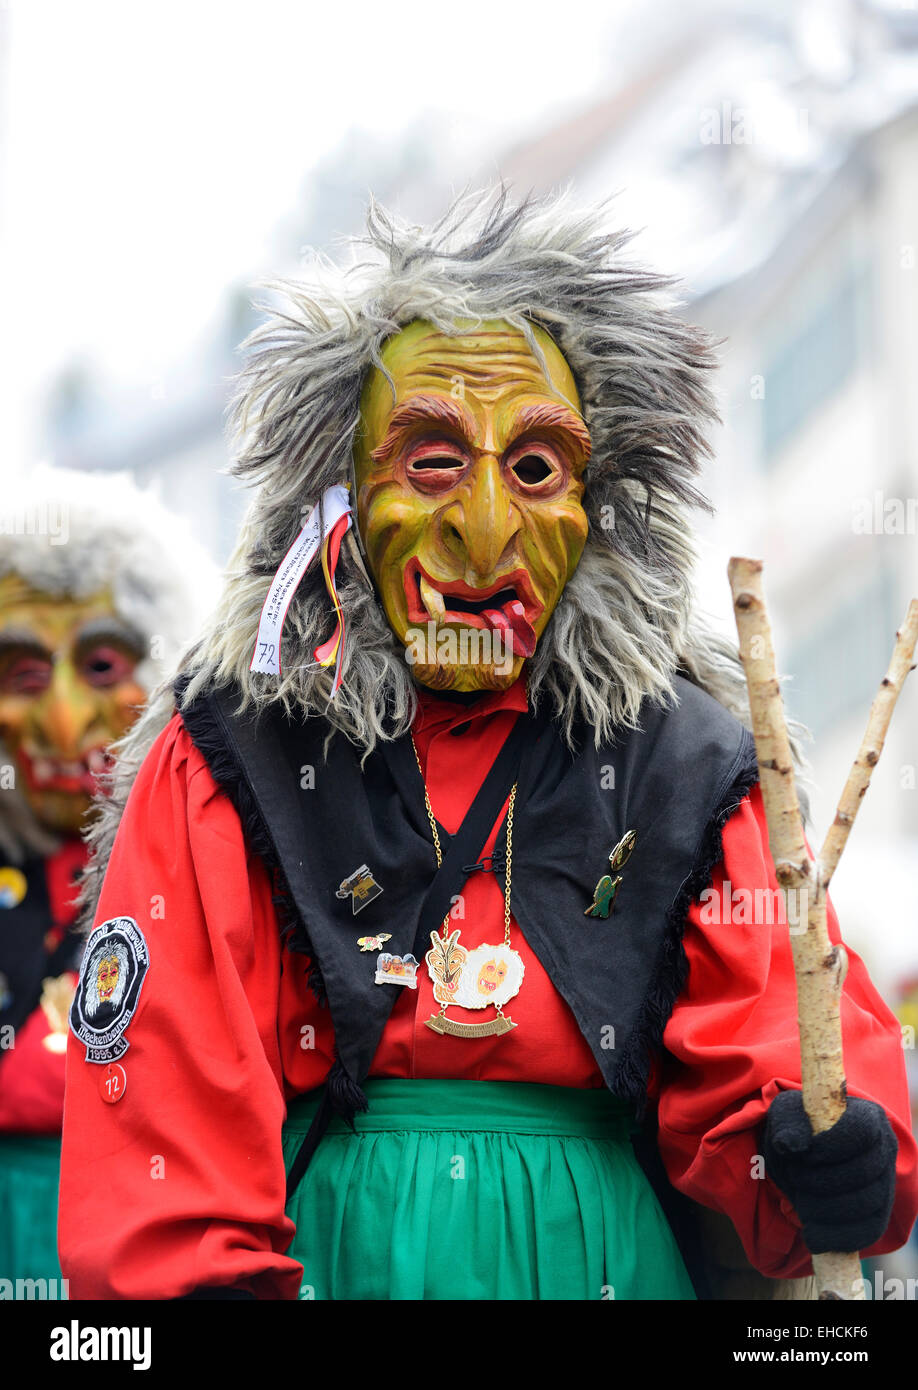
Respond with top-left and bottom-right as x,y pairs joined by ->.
0,465 -> 218,861
78,187 -> 811,927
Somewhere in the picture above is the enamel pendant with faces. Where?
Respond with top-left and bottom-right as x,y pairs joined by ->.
424,930 -> 524,1038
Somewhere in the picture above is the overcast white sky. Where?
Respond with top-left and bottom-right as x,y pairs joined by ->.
1,0 -> 645,466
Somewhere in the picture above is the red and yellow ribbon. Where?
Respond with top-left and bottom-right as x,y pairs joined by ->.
313,510 -> 352,695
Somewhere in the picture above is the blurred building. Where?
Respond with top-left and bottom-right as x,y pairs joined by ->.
42,303 -> 251,563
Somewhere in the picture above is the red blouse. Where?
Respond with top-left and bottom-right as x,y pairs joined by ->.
0,838 -> 85,1134
58,683 -> 918,1299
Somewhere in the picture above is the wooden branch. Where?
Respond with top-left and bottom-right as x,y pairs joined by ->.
728,559 -> 918,1301
726,558 -> 812,898
820,600 -> 918,887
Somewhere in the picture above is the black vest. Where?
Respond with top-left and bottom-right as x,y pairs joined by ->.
176,674 -> 759,1111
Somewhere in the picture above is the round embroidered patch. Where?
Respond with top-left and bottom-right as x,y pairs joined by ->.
69,917 -> 149,1065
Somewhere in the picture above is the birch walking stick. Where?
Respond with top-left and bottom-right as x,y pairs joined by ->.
727,557 -> 918,1301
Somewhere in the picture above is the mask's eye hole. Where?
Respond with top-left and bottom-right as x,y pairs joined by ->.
0,654 -> 52,696
511,454 -> 553,485
407,455 -> 463,472
505,442 -> 564,491
80,645 -> 138,689
404,441 -> 468,491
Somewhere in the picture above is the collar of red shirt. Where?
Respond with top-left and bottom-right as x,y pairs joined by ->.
411,674 -> 529,738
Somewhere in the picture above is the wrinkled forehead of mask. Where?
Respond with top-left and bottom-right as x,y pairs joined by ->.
354,317 -> 585,459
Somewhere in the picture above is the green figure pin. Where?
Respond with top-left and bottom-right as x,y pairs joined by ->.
585,830 -> 637,919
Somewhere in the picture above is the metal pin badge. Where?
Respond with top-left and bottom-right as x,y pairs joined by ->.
357,933 -> 391,953
374,954 -> 419,988
336,864 -> 384,915
0,866 -> 28,909
585,830 -> 637,919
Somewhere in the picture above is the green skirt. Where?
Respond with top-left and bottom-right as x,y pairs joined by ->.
0,1134 -> 67,1293
282,1079 -> 695,1300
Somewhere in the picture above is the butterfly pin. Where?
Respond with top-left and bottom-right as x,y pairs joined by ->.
585,830 -> 637,919
357,933 -> 392,953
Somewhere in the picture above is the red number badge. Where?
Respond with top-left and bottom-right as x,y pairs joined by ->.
99,1062 -> 127,1104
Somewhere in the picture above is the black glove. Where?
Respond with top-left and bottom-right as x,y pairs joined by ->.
762,1090 -> 898,1254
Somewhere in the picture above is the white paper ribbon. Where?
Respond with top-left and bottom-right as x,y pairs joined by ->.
250,484 -> 351,676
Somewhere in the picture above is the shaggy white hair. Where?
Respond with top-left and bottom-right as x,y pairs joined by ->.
187,187 -> 730,747
0,465 -> 219,860
79,187 -> 811,926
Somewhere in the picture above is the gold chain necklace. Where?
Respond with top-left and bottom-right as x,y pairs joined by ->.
411,734 -> 524,1038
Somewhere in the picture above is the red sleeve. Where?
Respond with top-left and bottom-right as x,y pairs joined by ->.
656,782 -> 918,1279
58,715 -> 302,1300
0,992 -> 72,1132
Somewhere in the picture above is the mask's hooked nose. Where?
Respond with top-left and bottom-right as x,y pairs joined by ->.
440,456 -> 522,584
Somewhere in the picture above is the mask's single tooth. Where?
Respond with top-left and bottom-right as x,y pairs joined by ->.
419,575 -> 445,617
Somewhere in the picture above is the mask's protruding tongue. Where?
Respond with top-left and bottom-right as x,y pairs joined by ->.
483,599 -> 536,658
